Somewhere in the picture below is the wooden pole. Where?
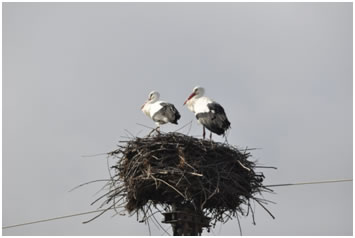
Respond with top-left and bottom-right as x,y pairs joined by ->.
162,204 -> 210,236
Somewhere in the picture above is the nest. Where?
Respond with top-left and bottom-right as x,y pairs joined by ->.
88,132 -> 274,230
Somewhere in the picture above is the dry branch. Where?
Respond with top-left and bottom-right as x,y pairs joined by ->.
92,132 -> 274,231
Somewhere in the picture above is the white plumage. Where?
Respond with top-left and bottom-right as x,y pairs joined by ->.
186,95 -> 213,115
141,91 -> 181,128
142,92 -> 164,122
183,86 -> 231,139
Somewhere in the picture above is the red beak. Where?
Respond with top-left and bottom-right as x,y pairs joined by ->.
183,92 -> 196,105
141,101 -> 147,109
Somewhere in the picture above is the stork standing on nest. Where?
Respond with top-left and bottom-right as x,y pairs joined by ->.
183,86 -> 231,139
141,91 -> 181,134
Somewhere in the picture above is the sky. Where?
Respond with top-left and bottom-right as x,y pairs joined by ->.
3,2 -> 352,236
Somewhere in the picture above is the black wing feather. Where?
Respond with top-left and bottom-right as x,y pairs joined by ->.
196,102 -> 231,135
152,103 -> 181,124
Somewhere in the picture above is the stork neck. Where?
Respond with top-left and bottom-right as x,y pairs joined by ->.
194,94 -> 203,99
186,97 -> 196,112
149,98 -> 159,104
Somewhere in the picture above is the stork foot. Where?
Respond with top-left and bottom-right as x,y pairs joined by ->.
147,129 -> 156,137
147,127 -> 161,137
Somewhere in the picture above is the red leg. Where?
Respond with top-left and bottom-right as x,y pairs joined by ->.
203,126 -> 206,139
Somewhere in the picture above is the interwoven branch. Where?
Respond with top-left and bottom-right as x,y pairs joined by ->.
93,132 -> 274,229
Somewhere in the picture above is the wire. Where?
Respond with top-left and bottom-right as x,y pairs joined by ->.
2,208 -> 114,230
265,178 -> 352,188
2,178 -> 352,230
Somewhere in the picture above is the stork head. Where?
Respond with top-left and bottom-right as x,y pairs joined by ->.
183,86 -> 204,105
148,91 -> 160,101
141,91 -> 160,109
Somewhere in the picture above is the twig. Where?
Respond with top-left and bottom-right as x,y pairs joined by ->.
153,177 -> 186,199
254,199 -> 275,219
68,179 -> 110,192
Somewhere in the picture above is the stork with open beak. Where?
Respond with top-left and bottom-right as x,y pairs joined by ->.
183,86 -> 231,139
141,91 -> 181,134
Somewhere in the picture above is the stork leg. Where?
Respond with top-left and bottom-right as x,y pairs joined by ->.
148,125 -> 161,137
156,126 -> 161,134
203,126 -> 206,139
147,129 -> 155,137
209,132 -> 212,140
224,135 -> 229,144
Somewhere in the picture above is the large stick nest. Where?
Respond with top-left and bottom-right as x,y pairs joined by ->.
90,132 -> 274,228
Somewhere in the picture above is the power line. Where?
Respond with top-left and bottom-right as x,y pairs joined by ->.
265,178 -> 352,188
3,178 -> 352,230
2,208 -> 114,230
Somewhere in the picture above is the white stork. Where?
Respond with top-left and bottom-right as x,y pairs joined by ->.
141,91 -> 181,133
183,86 -> 231,139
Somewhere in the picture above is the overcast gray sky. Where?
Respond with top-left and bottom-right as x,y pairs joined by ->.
3,2 -> 352,235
